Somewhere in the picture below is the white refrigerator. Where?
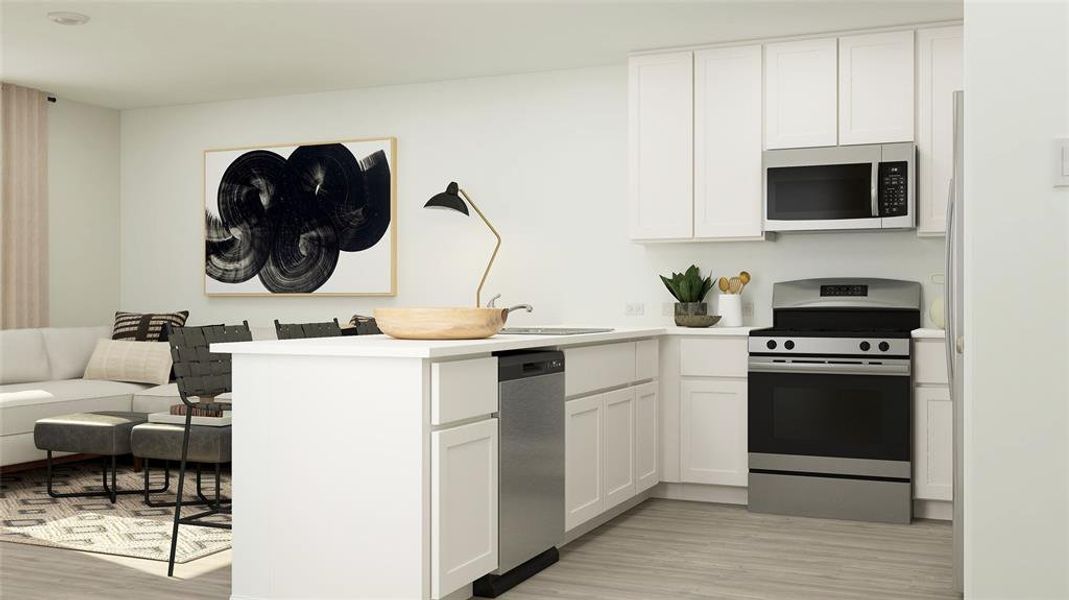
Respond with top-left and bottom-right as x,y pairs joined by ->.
946,89 -> 965,595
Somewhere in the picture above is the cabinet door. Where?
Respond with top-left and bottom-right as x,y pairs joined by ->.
694,45 -> 764,239
838,31 -> 915,145
634,381 -> 659,493
764,38 -> 838,149
565,394 -> 603,531
680,378 -> 748,486
431,419 -> 498,599
914,386 -> 954,501
916,26 -> 963,236
628,52 -> 694,240
602,388 -> 636,509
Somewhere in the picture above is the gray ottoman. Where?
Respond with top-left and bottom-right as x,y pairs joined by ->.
33,411 -> 161,503
131,423 -> 231,507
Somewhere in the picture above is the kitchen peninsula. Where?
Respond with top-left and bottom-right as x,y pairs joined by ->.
215,321 -> 949,600
215,327 -> 683,600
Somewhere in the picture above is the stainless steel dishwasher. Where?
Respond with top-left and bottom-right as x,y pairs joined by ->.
473,351 -> 565,598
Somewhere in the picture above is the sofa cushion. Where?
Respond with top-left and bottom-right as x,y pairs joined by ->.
83,339 -> 173,385
0,329 -> 51,384
0,379 -> 148,436
132,383 -> 232,414
249,325 -> 277,341
41,325 -> 112,380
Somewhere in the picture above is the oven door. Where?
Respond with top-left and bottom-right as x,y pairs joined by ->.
748,358 -> 911,465
763,144 -> 881,232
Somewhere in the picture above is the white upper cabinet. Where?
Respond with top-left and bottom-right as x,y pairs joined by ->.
764,38 -> 838,149
838,31 -> 915,145
628,52 -> 694,239
694,45 -> 764,239
916,26 -> 963,236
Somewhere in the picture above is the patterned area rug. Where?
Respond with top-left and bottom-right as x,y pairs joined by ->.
1,462 -> 231,563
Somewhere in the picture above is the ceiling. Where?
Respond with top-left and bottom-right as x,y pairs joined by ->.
1,0 -> 962,110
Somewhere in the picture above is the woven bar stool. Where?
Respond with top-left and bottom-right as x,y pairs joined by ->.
164,323 -> 250,576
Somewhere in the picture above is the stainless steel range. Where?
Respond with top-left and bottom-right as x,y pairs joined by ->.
747,278 -> 921,524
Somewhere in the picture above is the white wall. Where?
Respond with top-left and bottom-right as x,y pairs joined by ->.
964,1 -> 1069,598
47,98 -> 121,326
120,65 -> 944,329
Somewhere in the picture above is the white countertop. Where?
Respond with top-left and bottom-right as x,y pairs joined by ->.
664,325 -> 756,336
912,328 -> 946,339
214,326 -> 666,359
214,324 -> 756,359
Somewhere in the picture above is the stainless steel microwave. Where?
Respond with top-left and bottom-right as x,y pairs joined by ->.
763,143 -> 915,232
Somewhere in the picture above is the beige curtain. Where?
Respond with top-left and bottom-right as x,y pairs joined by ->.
0,83 -> 49,329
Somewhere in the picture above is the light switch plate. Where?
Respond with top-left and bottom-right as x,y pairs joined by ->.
1056,138 -> 1069,187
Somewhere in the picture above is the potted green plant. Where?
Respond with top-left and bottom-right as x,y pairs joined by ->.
660,265 -> 714,326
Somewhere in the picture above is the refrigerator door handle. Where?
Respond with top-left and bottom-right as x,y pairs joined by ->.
944,178 -> 956,387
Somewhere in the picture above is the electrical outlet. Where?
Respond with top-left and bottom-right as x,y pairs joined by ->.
624,302 -> 645,317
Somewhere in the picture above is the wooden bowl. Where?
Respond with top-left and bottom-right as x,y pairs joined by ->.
374,307 -> 510,340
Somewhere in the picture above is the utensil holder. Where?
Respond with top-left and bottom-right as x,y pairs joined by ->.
718,294 -> 743,327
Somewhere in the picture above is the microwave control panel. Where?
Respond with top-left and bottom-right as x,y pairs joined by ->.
878,161 -> 909,217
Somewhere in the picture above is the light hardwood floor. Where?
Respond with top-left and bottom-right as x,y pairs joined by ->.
0,499 -> 953,600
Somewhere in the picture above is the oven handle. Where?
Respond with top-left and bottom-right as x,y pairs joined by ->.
748,357 -> 910,377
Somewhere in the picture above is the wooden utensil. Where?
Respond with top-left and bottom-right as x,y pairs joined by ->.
729,277 -> 742,294
718,277 -> 730,293
736,271 -> 751,294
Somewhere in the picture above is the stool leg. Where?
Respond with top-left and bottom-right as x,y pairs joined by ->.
168,411 -> 193,577
144,459 -> 152,505
46,450 -> 56,497
215,463 -> 221,507
110,455 -> 118,503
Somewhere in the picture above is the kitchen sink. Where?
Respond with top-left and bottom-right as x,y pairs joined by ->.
498,327 -> 614,335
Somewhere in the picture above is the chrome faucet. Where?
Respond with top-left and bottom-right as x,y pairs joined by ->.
487,293 -> 532,314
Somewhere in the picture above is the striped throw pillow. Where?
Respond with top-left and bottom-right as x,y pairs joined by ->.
112,311 -> 189,342
83,339 -> 173,385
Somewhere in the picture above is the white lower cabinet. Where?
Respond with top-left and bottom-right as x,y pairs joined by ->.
680,378 -> 748,486
431,419 -> 498,599
634,381 -> 659,493
602,389 -> 636,509
914,385 -> 953,501
565,394 -> 604,531
566,382 -> 658,531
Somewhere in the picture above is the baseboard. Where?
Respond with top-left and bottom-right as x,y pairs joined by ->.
652,482 -> 748,505
0,452 -> 97,474
913,499 -> 953,521
442,584 -> 473,600
562,488 -> 654,545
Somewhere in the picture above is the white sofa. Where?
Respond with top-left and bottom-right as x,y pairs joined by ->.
0,324 -> 278,467
0,326 -> 178,467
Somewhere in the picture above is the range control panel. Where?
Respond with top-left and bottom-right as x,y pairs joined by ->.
878,161 -> 909,217
820,284 -> 868,297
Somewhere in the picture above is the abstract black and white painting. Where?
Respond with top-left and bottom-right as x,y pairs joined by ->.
203,138 -> 395,296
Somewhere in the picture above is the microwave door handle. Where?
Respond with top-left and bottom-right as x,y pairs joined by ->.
871,162 -> 880,217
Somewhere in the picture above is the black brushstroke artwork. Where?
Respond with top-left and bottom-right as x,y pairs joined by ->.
206,144 -> 391,293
